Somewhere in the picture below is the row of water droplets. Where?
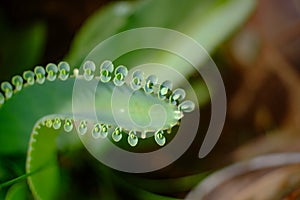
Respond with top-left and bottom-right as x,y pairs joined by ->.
77,60 -> 196,147
0,62 -> 71,106
41,116 -> 167,147
79,60 -> 195,111
0,60 -> 195,147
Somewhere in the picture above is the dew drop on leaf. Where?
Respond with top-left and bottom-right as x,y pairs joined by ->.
11,75 -> 23,91
130,71 -> 144,90
112,127 -> 122,142
45,119 -> 53,128
92,123 -> 102,139
158,80 -> 172,100
46,63 -> 58,81
58,62 -> 70,81
78,120 -> 88,135
23,71 -> 35,85
100,124 -> 108,138
83,61 -> 95,81
100,60 -> 114,82
155,130 -> 166,146
128,130 -> 138,147
53,118 -> 61,130
34,66 -> 46,84
113,65 -> 128,86
1,82 -> 13,99
64,118 -> 73,132
144,75 -> 157,94
179,100 -> 195,113
170,88 -> 186,105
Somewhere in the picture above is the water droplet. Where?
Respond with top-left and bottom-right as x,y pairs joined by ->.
11,75 -> 23,91
128,131 -> 138,147
58,62 -> 70,81
174,110 -> 184,120
158,80 -> 172,100
83,61 -> 95,81
113,65 -> 128,86
53,117 -> 61,129
154,130 -> 166,146
34,66 -> 46,84
45,119 -> 53,128
130,71 -> 144,90
170,88 -> 186,105
0,92 -> 4,105
127,131 -> 139,147
100,124 -> 109,138
112,127 -> 122,142
46,63 -> 58,81
144,75 -> 157,93
64,118 -> 73,132
179,100 -> 195,113
23,71 -> 35,85
92,123 -> 103,139
1,82 -> 13,99
78,120 -> 88,135
100,60 -> 114,82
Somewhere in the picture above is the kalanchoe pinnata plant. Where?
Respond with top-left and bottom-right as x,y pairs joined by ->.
0,60 -> 194,199
0,0 -> 256,199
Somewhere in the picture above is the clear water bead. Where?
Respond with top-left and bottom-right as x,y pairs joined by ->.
169,88 -> 186,105
23,71 -> 35,85
154,130 -> 166,146
45,119 -> 53,128
130,71 -> 144,90
11,75 -> 23,91
144,75 -> 157,94
34,66 -> 46,84
113,65 -> 128,86
127,131 -> 138,147
158,80 -> 172,100
100,124 -> 109,138
92,123 -> 108,139
58,62 -> 70,81
112,127 -> 122,142
64,118 -> 73,132
46,63 -> 58,81
78,120 -> 88,135
53,118 -> 62,129
1,82 -> 13,99
179,100 -> 195,113
100,60 -> 114,82
83,61 -> 96,81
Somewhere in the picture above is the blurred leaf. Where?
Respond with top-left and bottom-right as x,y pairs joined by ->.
26,125 -> 60,200
66,0 -> 256,72
66,0 -> 255,108
4,183 -> 28,200
0,15 -> 46,80
65,1 -> 137,66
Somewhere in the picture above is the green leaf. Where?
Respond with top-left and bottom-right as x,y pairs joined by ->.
0,79 -> 74,154
65,1 -> 137,67
5,183 -> 28,200
26,122 -> 61,200
0,61 -> 185,154
66,0 -> 256,75
0,17 -> 46,80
